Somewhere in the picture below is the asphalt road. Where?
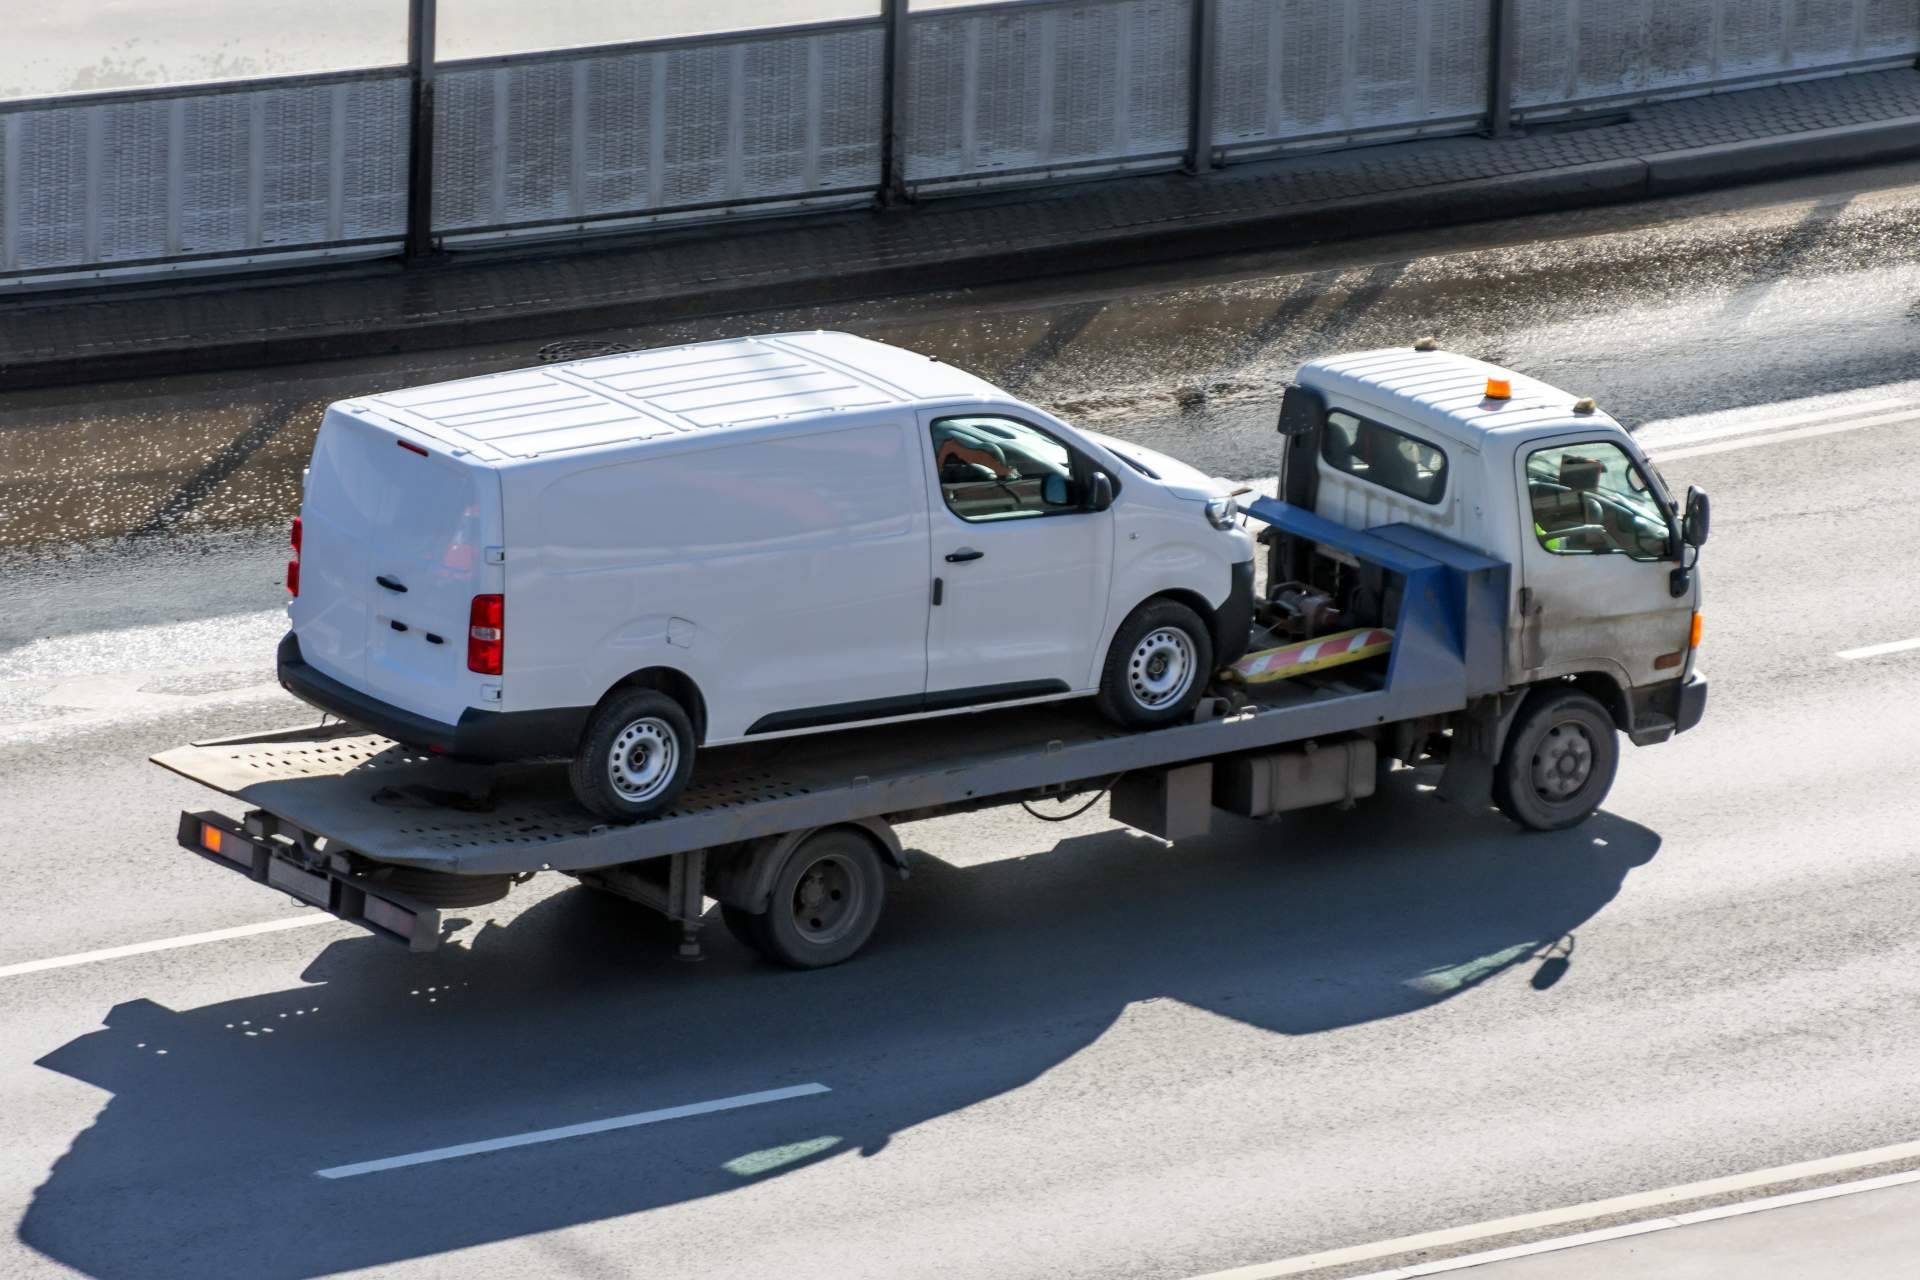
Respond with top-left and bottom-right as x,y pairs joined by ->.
3,161 -> 1920,1279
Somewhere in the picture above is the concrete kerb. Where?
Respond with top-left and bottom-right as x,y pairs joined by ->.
5,124 -> 1920,392
1645,114 -> 1920,195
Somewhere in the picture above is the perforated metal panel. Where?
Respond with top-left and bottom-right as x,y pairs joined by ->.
432,22 -> 883,235
905,0 -> 1192,187
1515,0 -> 1919,115
1213,0 -> 1488,154
1,71 -> 408,282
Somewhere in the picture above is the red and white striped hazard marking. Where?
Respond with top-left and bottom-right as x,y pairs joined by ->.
1229,628 -> 1394,684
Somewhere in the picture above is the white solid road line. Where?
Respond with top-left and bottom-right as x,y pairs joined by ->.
1340,1167 -> 1920,1280
315,1082 -> 834,1179
1185,1137 -> 1920,1280
1837,636 -> 1920,661
0,913 -> 337,980
1648,406 -> 1920,462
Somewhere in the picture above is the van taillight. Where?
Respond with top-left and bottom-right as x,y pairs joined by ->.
468,594 -> 504,674
287,516 -> 302,596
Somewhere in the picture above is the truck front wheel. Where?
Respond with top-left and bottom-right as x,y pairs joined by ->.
1493,688 -> 1619,832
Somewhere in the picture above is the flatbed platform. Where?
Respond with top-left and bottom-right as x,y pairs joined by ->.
156,675 -> 1417,876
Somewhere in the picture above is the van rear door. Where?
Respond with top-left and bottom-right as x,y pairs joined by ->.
292,407 -> 501,726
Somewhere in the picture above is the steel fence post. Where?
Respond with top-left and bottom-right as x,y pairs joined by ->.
405,0 -> 439,260
880,0 -> 913,206
1186,0 -> 1219,173
1485,0 -> 1517,137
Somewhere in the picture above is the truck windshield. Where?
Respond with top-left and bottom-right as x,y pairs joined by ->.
1526,441 -> 1672,560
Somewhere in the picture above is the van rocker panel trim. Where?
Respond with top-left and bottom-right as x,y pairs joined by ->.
747,680 -> 1073,736
277,632 -> 585,760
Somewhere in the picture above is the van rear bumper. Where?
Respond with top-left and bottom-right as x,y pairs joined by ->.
277,633 -> 583,761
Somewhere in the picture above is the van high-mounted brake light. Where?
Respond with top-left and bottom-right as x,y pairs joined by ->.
397,439 -> 430,457
468,594 -> 504,674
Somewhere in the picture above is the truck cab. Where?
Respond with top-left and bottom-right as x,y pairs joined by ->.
1274,344 -> 1707,816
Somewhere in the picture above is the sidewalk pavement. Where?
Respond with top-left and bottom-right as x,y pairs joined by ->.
1432,1174 -> 1920,1278
3,67 -> 1919,391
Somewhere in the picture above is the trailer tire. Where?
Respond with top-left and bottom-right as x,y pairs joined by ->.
726,829 -> 887,969
568,689 -> 696,822
1493,688 -> 1618,832
1096,599 -> 1215,729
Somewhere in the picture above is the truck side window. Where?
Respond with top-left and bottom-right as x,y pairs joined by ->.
1323,410 -> 1447,504
1526,442 -> 1672,560
931,416 -> 1085,523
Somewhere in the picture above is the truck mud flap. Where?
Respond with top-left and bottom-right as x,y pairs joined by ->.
177,810 -> 444,952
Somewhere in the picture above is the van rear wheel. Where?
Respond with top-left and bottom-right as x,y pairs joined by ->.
569,689 -> 696,822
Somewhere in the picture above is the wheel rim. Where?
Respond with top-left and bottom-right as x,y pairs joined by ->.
789,852 -> 862,945
1128,626 -> 1197,710
1529,719 -> 1595,803
607,716 -> 678,804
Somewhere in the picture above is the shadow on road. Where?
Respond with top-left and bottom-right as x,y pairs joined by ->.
19,773 -> 1658,1277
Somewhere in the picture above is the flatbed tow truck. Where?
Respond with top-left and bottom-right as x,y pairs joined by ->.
156,348 -> 1708,969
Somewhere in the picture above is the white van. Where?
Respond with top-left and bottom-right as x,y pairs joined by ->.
281,332 -> 1255,819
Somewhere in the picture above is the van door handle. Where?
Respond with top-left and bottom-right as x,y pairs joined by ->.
375,575 -> 408,593
945,548 -> 984,563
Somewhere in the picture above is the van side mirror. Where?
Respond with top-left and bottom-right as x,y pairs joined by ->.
1085,472 -> 1114,512
1682,486 -> 1710,548
1042,473 -> 1071,507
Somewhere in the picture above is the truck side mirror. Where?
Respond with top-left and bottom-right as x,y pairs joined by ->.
1086,472 -> 1114,512
1682,486 -> 1710,548
1277,384 -> 1325,437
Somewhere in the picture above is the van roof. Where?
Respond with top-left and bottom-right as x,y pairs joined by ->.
349,332 -> 1004,462
1297,347 -> 1624,445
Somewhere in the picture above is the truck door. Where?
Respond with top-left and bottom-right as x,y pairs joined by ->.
1513,436 -> 1693,686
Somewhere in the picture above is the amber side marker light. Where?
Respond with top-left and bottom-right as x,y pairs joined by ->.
1691,612 -> 1704,649
1484,377 -> 1512,400
200,822 -> 223,854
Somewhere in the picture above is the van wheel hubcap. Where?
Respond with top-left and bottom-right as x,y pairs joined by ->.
790,854 -> 861,944
608,718 -> 677,803
1129,627 -> 1196,710
1530,721 -> 1594,802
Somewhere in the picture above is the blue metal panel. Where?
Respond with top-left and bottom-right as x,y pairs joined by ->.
1242,497 -> 1512,704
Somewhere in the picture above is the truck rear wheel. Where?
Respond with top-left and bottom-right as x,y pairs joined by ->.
568,689 -> 697,822
723,829 -> 887,969
1493,688 -> 1618,831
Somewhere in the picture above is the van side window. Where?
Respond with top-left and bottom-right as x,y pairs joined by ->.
1526,441 -> 1672,560
1323,410 -> 1447,504
931,416 -> 1085,522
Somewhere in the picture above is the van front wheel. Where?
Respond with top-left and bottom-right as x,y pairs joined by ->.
1096,599 -> 1214,729
569,689 -> 697,822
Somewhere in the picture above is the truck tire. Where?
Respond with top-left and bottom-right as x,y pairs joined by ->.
568,689 -> 697,822
1493,688 -> 1619,832
1096,599 -> 1214,729
725,829 -> 887,969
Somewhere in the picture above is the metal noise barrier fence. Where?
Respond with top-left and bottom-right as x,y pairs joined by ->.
0,70 -> 410,283
431,20 -> 886,240
1,0 -> 1917,288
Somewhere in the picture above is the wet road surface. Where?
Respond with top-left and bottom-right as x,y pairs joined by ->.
1,160 -> 1918,1279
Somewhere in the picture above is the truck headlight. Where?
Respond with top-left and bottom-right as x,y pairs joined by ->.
1205,496 -> 1238,530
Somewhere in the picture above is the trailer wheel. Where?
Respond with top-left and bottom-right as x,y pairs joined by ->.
1493,688 -> 1619,832
569,689 -> 696,822
725,829 -> 887,969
